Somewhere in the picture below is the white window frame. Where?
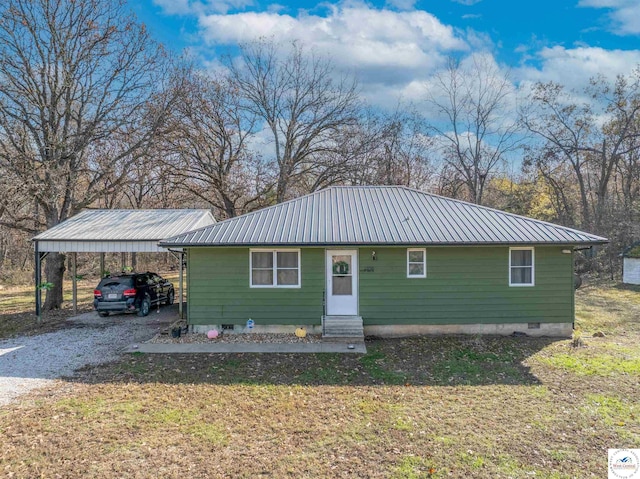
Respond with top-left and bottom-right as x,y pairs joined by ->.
509,247 -> 535,287
407,248 -> 427,278
250,249 -> 301,288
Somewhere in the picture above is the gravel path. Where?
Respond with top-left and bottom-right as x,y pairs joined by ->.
0,307 -> 175,406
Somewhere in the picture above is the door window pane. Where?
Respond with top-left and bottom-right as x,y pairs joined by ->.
332,276 -> 352,295
332,255 -> 351,275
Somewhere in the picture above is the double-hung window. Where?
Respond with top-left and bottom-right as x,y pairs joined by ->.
509,247 -> 534,286
407,248 -> 427,278
250,249 -> 300,288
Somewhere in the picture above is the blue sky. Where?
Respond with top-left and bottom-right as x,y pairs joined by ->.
133,0 -> 640,108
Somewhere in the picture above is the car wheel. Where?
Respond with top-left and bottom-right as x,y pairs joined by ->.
166,289 -> 175,306
137,297 -> 151,317
98,311 -> 109,317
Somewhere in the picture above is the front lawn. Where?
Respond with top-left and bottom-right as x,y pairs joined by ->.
0,282 -> 638,478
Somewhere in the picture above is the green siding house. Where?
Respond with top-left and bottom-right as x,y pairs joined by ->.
160,186 -> 607,338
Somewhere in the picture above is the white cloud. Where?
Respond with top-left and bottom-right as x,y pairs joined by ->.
516,46 -> 640,91
197,4 -> 468,87
157,1 -> 640,115
578,0 -> 640,36
516,46 -> 640,126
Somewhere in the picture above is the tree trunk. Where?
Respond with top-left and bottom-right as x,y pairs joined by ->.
43,252 -> 66,310
276,171 -> 289,204
573,165 -> 591,230
222,194 -> 237,219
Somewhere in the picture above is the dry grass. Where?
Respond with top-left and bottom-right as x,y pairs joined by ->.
0,281 -> 638,478
575,282 -> 640,334
0,279 -> 95,339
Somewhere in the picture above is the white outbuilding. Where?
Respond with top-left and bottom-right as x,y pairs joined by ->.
622,243 -> 640,285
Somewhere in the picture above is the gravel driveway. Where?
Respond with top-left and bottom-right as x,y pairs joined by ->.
0,306 -> 176,406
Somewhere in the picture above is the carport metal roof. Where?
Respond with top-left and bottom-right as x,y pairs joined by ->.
31,209 -> 215,321
33,209 -> 216,252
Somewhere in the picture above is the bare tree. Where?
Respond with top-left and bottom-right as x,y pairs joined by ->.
425,54 -> 521,204
339,107 -> 434,188
520,83 -> 593,228
164,69 -> 267,218
294,106 -> 434,193
227,40 -> 360,203
0,0 -> 171,309
521,71 -> 640,232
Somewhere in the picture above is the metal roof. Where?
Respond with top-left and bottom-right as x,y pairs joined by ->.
33,209 -> 215,252
159,186 -> 608,247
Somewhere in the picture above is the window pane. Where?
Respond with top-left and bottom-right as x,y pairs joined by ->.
252,252 -> 273,268
511,250 -> 532,267
277,251 -> 298,268
408,250 -> 424,263
277,269 -> 298,285
409,263 -> 424,276
332,255 -> 351,275
252,269 -> 273,285
332,276 -> 352,295
511,267 -> 532,284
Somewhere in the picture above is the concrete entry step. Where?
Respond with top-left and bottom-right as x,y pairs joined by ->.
322,315 -> 364,340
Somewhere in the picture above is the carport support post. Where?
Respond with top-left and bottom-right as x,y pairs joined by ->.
100,253 -> 105,278
72,252 -> 77,315
35,241 -> 42,324
179,251 -> 184,319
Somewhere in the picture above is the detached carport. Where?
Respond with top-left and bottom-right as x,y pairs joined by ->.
32,209 -> 216,321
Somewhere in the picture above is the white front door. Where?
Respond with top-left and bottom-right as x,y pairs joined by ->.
326,250 -> 358,315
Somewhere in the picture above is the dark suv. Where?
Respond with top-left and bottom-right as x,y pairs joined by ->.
93,272 -> 174,317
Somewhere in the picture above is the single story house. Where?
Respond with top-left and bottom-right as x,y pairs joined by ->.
160,186 -> 607,338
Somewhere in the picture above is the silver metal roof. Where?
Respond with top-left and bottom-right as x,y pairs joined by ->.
159,186 -> 608,247
34,209 -> 215,242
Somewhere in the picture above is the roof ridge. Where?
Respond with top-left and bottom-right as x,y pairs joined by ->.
80,208 -> 212,212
